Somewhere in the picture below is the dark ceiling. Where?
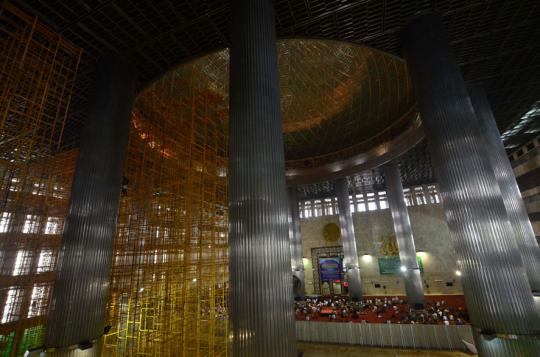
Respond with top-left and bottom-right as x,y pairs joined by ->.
11,0 -> 540,198
13,0 -> 540,151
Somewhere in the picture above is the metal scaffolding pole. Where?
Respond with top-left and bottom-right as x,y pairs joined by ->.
228,0 -> 295,355
468,85 -> 540,295
44,55 -> 136,355
334,178 -> 362,300
401,13 -> 540,356
288,187 -> 305,300
383,162 -> 425,308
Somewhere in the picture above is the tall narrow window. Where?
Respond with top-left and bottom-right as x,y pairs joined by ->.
13,250 -> 31,276
356,193 -> 366,212
414,186 -> 426,205
313,200 -> 322,217
1,288 -> 23,323
28,285 -> 49,318
323,198 -> 333,215
378,191 -> 388,209
0,212 -> 11,233
366,192 -> 377,211
403,188 -> 412,206
427,185 -> 440,203
23,214 -> 40,234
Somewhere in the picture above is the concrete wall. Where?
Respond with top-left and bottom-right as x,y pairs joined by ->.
301,203 -> 463,296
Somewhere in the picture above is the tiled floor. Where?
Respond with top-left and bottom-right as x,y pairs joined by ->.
299,343 -> 474,356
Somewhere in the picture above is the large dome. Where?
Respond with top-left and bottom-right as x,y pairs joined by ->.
144,38 -> 417,169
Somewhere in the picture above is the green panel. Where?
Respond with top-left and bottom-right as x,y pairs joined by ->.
17,325 -> 44,356
378,256 -> 423,275
0,332 -> 15,357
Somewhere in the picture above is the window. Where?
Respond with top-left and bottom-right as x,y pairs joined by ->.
349,195 -> 355,213
403,188 -> 412,206
13,250 -> 31,276
0,212 -> 11,233
414,186 -> 426,205
378,191 -> 388,210
32,182 -> 46,196
323,198 -> 334,215
28,285 -> 49,318
355,194 -> 366,212
44,217 -> 62,235
23,214 -> 40,234
2,288 -> 23,323
313,200 -> 322,217
37,250 -> 55,273
427,185 -> 440,204
366,192 -> 377,211
302,200 -> 312,218
9,177 -> 20,192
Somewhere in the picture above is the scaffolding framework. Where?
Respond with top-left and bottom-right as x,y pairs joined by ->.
104,63 -> 229,357
0,2 -> 82,356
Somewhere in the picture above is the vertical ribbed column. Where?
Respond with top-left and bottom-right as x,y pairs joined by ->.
45,55 -> 136,353
469,85 -> 540,294
383,162 -> 424,308
228,0 -> 295,356
334,178 -> 362,300
401,14 -> 540,355
288,187 -> 305,300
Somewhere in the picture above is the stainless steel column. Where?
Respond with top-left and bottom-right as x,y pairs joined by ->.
383,162 -> 425,308
334,178 -> 362,300
228,0 -> 295,355
401,14 -> 540,355
44,55 -> 136,354
288,187 -> 305,300
469,85 -> 540,294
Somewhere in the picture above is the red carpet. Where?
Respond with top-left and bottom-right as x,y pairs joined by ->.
295,295 -> 469,325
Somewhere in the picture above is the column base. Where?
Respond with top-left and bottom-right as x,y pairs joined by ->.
473,329 -> 540,357
39,338 -> 102,357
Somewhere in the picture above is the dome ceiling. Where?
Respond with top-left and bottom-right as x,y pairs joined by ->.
161,38 -> 416,167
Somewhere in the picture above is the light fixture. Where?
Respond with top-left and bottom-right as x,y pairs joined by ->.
192,278 -> 197,282
455,270 -> 462,276
361,254 -> 372,262
400,266 -> 407,272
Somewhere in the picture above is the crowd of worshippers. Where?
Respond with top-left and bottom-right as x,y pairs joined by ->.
294,296 -> 469,325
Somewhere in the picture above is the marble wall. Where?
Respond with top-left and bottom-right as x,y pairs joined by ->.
300,203 -> 463,296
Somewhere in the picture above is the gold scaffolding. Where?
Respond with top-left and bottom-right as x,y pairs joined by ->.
104,61 -> 229,357
0,2 -> 82,356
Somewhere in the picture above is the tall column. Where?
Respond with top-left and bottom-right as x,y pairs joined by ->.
44,55 -> 136,355
288,187 -> 305,300
334,178 -> 362,300
469,85 -> 540,294
383,162 -> 425,308
228,0 -> 295,356
401,14 -> 540,355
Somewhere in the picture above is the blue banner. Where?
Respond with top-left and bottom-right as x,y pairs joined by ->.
319,257 -> 341,281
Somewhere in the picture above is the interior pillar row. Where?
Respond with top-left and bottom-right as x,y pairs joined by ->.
334,177 -> 362,300
383,162 -> 425,308
288,187 -> 306,300
401,13 -> 540,356
44,55 -> 136,356
228,0 -> 296,355
468,85 -> 540,294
